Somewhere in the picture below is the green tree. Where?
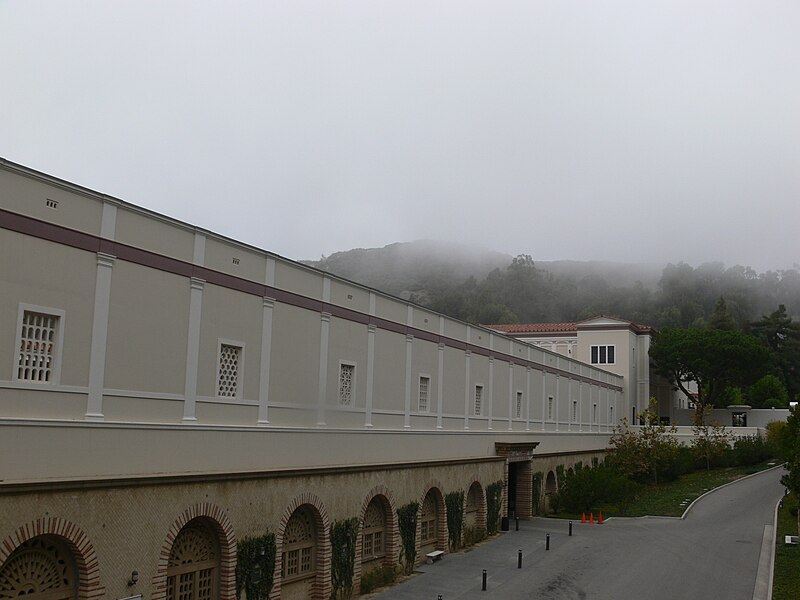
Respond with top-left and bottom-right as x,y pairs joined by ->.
649,327 -> 770,419
691,405 -> 733,470
750,305 -> 800,399
748,374 -> 789,408
709,297 -> 736,330
607,399 -> 681,485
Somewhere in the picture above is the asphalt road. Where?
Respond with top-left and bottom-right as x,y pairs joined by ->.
372,466 -> 786,600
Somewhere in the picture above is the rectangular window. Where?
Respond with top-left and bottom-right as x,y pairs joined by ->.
547,396 -> 554,421
572,400 -> 578,422
590,345 -> 615,365
593,403 -> 598,423
515,391 -> 522,418
418,375 -> 430,412
14,306 -> 64,384
474,385 -> 483,416
339,363 -> 355,406
609,406 -> 614,423
217,341 -> 244,399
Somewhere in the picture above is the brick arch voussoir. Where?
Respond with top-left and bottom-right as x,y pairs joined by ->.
0,516 -> 105,600
152,503 -> 237,600
271,493 -> 331,600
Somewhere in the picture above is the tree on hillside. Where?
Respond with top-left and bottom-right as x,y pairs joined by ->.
748,374 -> 789,408
709,297 -> 736,330
750,305 -> 800,399
649,328 -> 770,420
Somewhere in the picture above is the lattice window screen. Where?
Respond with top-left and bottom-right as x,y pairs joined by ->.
217,344 -> 241,398
474,386 -> 483,415
17,311 -> 58,383
418,377 -> 430,412
339,364 -> 354,406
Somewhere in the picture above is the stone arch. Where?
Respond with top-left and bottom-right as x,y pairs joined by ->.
567,467 -> 575,477
354,485 -> 399,591
544,471 -> 558,512
0,517 -> 104,599
464,479 -> 487,536
153,503 -> 237,600
273,493 -> 330,600
416,481 -> 447,563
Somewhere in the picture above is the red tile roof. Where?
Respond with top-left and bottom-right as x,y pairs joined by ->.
483,322 -> 577,334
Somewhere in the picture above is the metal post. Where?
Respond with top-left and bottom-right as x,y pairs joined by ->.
569,521 -> 573,536
546,533 -> 550,551
518,549 -> 523,569
438,596 -> 443,600
515,516 -> 519,531
482,569 -> 487,591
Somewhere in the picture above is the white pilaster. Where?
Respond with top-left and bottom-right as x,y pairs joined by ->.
436,341 -> 445,430
317,312 -> 331,427
541,371 -> 546,431
365,324 -> 376,428
257,297 -> 275,425
555,374 -> 560,432
487,357 -> 494,430
507,362 -> 514,431
525,366 -> 531,431
85,252 -> 115,420
404,334 -> 413,429
182,277 -> 205,422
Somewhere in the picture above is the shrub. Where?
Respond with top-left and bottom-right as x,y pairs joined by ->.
445,490 -> 465,551
235,533 -> 276,600
396,502 -> 418,574
555,464 -> 638,513
731,435 -> 772,466
330,518 -> 359,600
359,565 -> 398,595
486,481 -> 503,534
766,420 -> 791,460
463,525 -> 487,547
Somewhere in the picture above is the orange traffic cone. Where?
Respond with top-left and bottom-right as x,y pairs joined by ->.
598,511 -> 603,524
589,512 -> 594,524
581,512 -> 586,523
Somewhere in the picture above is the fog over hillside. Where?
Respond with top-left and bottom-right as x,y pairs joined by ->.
303,240 -> 800,327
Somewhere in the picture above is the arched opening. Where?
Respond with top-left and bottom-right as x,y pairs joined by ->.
166,518 -> 220,600
567,467 -> 575,477
419,488 -> 444,557
464,481 -> 487,544
544,471 -> 557,512
361,496 -> 390,574
0,535 -> 78,599
281,505 -> 319,600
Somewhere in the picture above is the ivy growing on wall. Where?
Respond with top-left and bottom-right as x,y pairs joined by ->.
235,533 -> 276,600
532,472 -> 544,515
330,517 -> 359,600
556,464 -> 565,483
445,490 -> 465,551
486,481 -> 504,534
397,501 -> 419,574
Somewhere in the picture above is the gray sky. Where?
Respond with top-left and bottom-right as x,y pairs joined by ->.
2,1 -> 798,271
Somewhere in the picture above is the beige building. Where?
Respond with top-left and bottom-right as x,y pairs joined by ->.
486,316 -> 689,424
1,158 -> 618,600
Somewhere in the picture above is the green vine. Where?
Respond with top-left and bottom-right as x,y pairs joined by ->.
574,461 -> 583,471
330,517 -> 358,600
486,481 -> 504,534
532,472 -> 543,515
235,533 -> 276,600
397,501 -> 419,574
445,490 -> 465,551
556,464 -> 565,483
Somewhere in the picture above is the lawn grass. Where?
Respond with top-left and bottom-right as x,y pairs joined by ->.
772,492 -> 800,600
551,461 -> 777,519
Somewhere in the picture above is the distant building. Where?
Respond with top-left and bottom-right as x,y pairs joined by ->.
485,316 -> 690,423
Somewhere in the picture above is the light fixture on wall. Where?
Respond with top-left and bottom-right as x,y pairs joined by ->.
128,570 -> 139,586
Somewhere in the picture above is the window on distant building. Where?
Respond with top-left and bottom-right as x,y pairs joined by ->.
516,391 -> 522,418
474,385 -> 483,416
217,341 -> 244,399
418,375 -> 430,412
609,406 -> 614,424
590,345 -> 615,365
14,305 -> 64,384
547,396 -> 554,421
592,403 -> 598,424
339,362 -> 355,406
572,400 -> 578,422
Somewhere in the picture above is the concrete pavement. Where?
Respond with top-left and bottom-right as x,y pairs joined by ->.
371,466 -> 786,600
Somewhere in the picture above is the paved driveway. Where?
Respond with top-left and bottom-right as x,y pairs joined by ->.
372,466 -> 785,600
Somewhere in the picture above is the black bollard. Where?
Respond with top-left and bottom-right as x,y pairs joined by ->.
569,521 -> 573,536
518,549 -> 522,569
438,596 -> 443,600
482,569 -> 487,591
546,533 -> 550,551
515,516 -> 519,531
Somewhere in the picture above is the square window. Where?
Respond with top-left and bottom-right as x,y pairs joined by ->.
14,305 -> 64,384
339,363 -> 355,406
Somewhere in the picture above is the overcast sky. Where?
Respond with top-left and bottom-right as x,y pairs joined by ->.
1,1 -> 798,271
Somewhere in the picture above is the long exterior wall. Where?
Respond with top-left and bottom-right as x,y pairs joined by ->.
0,158 -> 624,599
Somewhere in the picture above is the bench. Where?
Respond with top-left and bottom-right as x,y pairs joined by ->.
426,550 -> 445,563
